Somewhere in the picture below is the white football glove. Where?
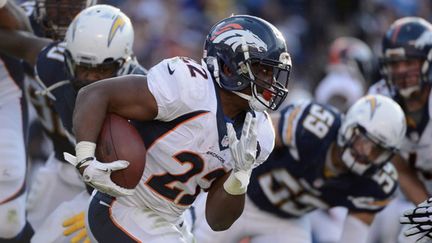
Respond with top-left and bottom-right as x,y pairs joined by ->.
400,197 -> 432,243
64,153 -> 135,197
224,112 -> 258,195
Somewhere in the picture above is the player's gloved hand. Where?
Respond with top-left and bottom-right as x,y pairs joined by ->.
63,211 -> 90,243
64,152 -> 134,197
400,197 -> 432,243
224,112 -> 258,195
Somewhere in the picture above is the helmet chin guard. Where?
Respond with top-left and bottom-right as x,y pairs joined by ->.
338,95 -> 406,176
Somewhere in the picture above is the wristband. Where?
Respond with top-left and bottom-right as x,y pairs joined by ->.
223,171 -> 250,195
0,0 -> 7,9
76,141 -> 96,164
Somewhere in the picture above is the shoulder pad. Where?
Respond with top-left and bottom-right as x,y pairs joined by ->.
368,79 -> 393,97
35,41 -> 68,88
146,57 -> 214,121
279,101 -> 341,160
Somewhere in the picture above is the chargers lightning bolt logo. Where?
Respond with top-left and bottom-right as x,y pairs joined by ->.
365,95 -> 379,120
108,15 -> 126,47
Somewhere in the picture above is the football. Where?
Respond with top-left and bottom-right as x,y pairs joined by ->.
95,113 -> 146,189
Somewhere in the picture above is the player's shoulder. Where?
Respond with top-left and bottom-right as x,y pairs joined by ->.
149,56 -> 213,101
35,41 -> 68,87
149,56 -> 210,81
278,100 -> 341,160
367,79 -> 393,97
120,57 -> 147,76
147,57 -> 216,121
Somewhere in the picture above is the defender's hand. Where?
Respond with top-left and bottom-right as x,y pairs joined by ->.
225,112 -> 258,192
64,153 -> 135,197
63,212 -> 90,243
400,198 -> 432,242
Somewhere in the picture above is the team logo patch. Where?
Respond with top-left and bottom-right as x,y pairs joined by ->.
108,15 -> 126,47
210,23 -> 267,53
414,31 -> 432,49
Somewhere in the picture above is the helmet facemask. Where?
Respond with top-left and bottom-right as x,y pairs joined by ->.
380,56 -> 426,99
35,0 -> 95,40
64,50 -> 124,91
340,125 -> 397,176
379,17 -> 432,100
208,43 -> 290,111
203,15 -> 291,111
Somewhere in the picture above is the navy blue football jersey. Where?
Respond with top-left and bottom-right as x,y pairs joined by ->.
247,101 -> 398,218
30,40 -> 148,160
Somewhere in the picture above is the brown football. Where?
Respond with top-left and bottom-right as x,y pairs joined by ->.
95,113 -> 146,189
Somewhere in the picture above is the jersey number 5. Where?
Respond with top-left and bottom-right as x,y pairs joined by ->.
303,104 -> 335,138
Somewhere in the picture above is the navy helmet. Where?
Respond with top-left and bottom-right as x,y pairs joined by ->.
380,17 -> 432,91
203,15 -> 291,111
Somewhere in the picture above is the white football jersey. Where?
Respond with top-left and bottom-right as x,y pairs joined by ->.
368,80 -> 432,192
117,57 -> 275,223
0,59 -> 22,106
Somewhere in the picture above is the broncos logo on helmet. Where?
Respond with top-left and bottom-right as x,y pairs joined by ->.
211,24 -> 268,53
204,15 -> 291,111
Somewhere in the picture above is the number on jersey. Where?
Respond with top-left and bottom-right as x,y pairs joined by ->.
259,168 -> 328,216
303,104 -> 335,138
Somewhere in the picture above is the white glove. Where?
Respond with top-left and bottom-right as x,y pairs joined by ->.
224,112 -> 258,195
64,153 -> 135,197
400,197 -> 432,243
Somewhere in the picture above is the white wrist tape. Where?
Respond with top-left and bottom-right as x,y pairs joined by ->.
76,141 -> 96,166
0,0 -> 7,8
223,171 -> 250,195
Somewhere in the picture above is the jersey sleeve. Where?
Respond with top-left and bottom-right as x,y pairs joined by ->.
146,57 -> 213,122
35,41 -> 68,88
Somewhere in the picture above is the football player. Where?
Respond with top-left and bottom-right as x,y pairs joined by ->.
0,3 -> 146,242
0,1 -> 34,241
312,36 -> 374,243
315,37 -> 374,112
193,94 -> 406,243
0,0 -> 96,235
367,17 -> 432,242
64,14 -> 291,242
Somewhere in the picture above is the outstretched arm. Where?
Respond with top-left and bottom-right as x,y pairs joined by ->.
392,154 -> 429,205
0,29 -> 50,66
205,112 -> 258,231
0,0 -> 32,31
0,0 -> 50,66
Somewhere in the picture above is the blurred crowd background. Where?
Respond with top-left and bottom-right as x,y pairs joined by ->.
95,0 -> 432,93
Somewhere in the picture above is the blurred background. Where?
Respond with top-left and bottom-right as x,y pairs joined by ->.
84,0 -> 432,95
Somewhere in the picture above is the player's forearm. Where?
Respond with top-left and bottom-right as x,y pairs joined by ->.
73,83 -> 110,143
0,1 -> 32,31
392,155 -> 429,204
0,29 -> 49,66
205,172 -> 245,231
